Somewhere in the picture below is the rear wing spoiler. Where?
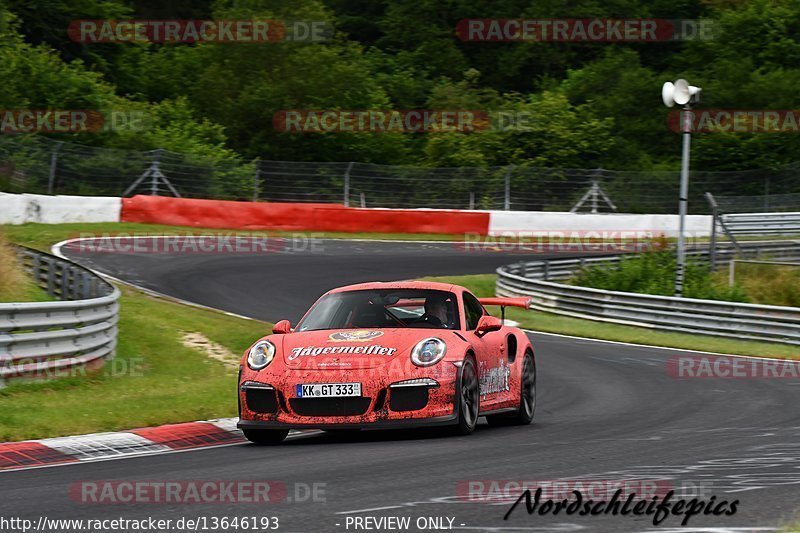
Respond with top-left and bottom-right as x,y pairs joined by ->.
478,297 -> 532,322
478,297 -> 532,309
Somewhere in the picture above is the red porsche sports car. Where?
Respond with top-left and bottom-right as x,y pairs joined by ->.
237,281 -> 535,444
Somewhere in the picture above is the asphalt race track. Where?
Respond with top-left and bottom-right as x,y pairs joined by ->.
2,237 -> 798,532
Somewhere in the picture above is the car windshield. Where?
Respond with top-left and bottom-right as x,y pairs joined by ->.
295,289 -> 460,331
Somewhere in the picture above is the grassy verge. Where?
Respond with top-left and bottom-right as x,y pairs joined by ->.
0,229 -> 51,303
0,285 -> 268,441
422,273 -> 800,359
2,222 -> 461,251
713,261 -> 800,307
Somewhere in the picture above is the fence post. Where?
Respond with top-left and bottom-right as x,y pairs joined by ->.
343,161 -> 354,207
252,159 -> 261,202
708,200 -> 718,272
47,141 -> 64,195
469,192 -> 475,210
504,165 -> 514,210
149,149 -> 163,196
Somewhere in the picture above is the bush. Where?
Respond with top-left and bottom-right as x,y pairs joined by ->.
571,250 -> 750,302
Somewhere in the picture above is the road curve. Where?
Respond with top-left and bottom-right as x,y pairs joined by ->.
1,237 -> 797,532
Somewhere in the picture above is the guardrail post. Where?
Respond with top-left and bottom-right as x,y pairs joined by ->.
543,261 -> 550,281
82,271 -> 91,299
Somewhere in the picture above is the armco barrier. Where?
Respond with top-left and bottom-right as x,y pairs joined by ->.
121,195 -> 491,235
0,248 -> 119,384
496,241 -> 800,345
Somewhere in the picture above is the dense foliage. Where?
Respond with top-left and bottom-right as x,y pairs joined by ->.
3,0 -> 800,170
571,250 -> 750,301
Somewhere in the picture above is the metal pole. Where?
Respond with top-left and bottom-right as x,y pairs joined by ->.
343,161 -> 354,207
504,164 -> 514,210
149,149 -> 163,196
675,106 -> 692,297
707,192 -> 718,272
47,141 -> 63,195
360,192 -> 366,208
591,181 -> 599,214
252,160 -> 261,202
469,192 -> 475,210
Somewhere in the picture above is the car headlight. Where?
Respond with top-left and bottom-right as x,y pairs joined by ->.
248,340 -> 276,370
411,337 -> 447,367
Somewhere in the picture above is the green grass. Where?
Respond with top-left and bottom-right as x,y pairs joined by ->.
714,261 -> 800,307
0,285 -> 268,441
0,229 -> 52,303
422,273 -> 800,359
0,278 -> 52,303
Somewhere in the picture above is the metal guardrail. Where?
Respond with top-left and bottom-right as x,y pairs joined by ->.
720,212 -> 800,236
0,248 -> 119,384
496,241 -> 800,345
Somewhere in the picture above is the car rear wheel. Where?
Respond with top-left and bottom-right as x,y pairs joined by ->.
487,351 -> 536,426
452,357 -> 479,435
242,428 -> 289,445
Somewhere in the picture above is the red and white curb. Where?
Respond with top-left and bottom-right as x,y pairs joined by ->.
0,419 -> 312,473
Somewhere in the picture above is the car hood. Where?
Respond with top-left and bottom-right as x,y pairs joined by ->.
279,328 -> 451,370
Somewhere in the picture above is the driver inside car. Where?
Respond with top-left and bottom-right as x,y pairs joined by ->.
416,294 -> 451,328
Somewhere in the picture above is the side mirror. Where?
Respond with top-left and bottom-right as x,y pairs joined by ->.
475,315 -> 502,335
273,320 -> 292,334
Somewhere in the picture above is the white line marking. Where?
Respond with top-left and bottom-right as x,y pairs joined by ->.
522,329 -> 799,362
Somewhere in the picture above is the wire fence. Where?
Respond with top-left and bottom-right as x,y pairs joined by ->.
1,135 -> 799,214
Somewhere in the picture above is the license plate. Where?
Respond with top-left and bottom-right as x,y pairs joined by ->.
296,383 -> 361,398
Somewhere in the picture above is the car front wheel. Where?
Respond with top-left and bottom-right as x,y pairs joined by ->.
487,351 -> 535,426
452,357 -> 480,435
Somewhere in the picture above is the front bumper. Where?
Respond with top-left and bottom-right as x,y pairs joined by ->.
238,362 -> 460,429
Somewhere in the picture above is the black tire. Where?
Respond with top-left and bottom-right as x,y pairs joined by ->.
242,428 -> 289,445
487,352 -> 536,427
452,357 -> 480,435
